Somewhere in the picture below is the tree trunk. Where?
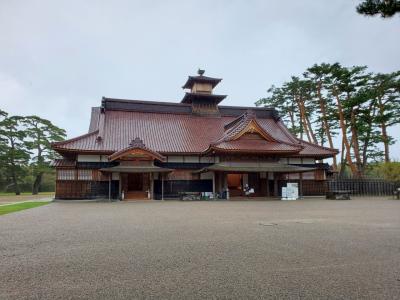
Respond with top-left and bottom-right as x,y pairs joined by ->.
382,123 -> 390,163
295,95 -> 312,142
288,110 -> 296,133
299,95 -> 317,143
317,82 -> 337,170
350,109 -> 362,177
9,136 -> 21,195
32,173 -> 43,195
334,91 -> 359,177
11,169 -> 20,195
361,103 -> 375,172
32,145 -> 44,195
377,97 -> 390,162
304,110 -> 318,144
339,135 -> 347,178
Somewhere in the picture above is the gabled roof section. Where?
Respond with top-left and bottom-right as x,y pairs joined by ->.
182,75 -> 222,89
88,107 -> 101,133
206,140 -> 303,154
215,110 -> 279,144
295,139 -> 339,159
206,110 -> 303,154
108,138 -> 166,162
181,92 -> 227,104
52,130 -> 103,153
51,159 -> 76,168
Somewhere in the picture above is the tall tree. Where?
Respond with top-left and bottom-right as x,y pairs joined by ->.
0,115 -> 30,195
0,110 -> 9,190
368,72 -> 400,162
327,64 -> 371,177
286,77 -> 318,144
356,0 -> 400,18
304,63 -> 340,169
23,116 -> 66,194
257,63 -> 399,178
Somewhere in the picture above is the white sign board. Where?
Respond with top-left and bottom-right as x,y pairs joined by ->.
286,182 -> 299,200
281,187 -> 287,200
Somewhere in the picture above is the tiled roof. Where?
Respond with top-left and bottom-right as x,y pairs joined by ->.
182,75 -> 222,89
214,110 -> 280,144
181,92 -> 227,104
296,139 -> 339,158
108,137 -> 166,162
52,99 -> 337,158
51,159 -> 76,168
208,140 -> 302,153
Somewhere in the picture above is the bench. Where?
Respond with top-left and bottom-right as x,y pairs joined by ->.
394,188 -> 400,200
179,192 -> 201,201
326,190 -> 351,200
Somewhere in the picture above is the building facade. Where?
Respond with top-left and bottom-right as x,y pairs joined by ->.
52,71 -> 337,200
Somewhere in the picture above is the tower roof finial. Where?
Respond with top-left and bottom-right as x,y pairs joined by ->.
197,68 -> 205,76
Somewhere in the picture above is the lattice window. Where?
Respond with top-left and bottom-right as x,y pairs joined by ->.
287,173 -> 300,180
57,169 -> 75,180
77,169 -> 93,181
302,171 -> 315,180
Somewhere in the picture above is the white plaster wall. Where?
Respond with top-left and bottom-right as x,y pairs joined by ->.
288,158 -> 302,164
167,156 -> 184,163
77,155 -> 101,162
200,156 -> 215,163
184,156 -> 200,163
302,158 -> 315,164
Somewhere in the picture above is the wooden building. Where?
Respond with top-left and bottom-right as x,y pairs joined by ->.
52,71 -> 338,200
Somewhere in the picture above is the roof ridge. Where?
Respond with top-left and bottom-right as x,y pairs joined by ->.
296,138 -> 339,153
52,130 -> 98,147
103,97 -> 191,107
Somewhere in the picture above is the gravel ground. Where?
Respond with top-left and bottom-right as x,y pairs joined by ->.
1,198 -> 399,299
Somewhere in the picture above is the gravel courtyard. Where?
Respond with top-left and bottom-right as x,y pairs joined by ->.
1,198 -> 400,299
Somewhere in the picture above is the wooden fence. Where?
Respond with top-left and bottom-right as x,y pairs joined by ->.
326,179 -> 399,196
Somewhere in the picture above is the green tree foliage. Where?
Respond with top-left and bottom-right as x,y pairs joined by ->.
256,63 -> 400,178
356,0 -> 400,18
0,115 -> 31,195
23,116 -> 66,194
0,110 -> 66,194
0,110 -> 9,191
369,161 -> 400,181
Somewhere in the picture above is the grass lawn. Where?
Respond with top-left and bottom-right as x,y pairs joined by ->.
0,202 -> 50,216
0,192 -> 54,197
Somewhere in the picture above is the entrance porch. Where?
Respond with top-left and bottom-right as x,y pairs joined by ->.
100,165 -> 172,201
202,162 -> 317,199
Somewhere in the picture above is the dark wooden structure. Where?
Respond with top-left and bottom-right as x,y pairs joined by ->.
52,70 -> 338,200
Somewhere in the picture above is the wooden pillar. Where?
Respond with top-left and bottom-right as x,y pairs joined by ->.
150,173 -> 154,200
299,172 -> 303,199
274,173 -> 278,197
266,172 -> 270,197
108,173 -> 111,202
118,173 -> 122,200
217,172 -> 222,194
223,172 -> 228,190
212,172 -> 216,195
161,173 -> 164,201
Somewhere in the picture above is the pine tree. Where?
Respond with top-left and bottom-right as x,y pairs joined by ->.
304,63 -> 340,169
368,72 -> 400,162
0,115 -> 31,195
23,116 -> 66,194
356,0 -> 400,18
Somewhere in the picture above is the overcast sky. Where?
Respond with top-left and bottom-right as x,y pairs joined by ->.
1,0 -> 399,158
